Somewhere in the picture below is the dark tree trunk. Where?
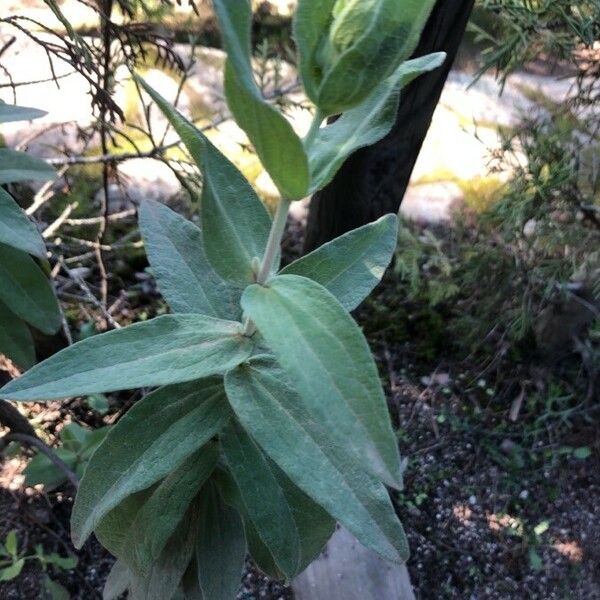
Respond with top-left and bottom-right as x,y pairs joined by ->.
304,0 -> 476,252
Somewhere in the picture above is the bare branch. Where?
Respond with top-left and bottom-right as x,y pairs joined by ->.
3,433 -> 79,489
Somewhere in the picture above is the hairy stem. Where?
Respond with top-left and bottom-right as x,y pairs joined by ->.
242,196 -> 291,337
256,196 -> 291,285
304,109 -> 324,150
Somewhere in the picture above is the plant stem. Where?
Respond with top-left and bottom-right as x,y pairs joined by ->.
256,196 -> 291,285
4,433 -> 79,489
304,109 -> 324,149
242,316 -> 257,337
242,196 -> 291,337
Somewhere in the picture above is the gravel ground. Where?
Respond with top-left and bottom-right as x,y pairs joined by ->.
393,392 -> 600,599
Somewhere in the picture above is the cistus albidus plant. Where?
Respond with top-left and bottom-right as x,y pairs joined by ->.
0,1 -> 445,597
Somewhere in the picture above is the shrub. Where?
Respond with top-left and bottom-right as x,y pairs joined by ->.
0,1 -> 446,597
366,107 -> 600,400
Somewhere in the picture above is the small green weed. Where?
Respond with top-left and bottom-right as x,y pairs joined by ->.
0,530 -> 77,599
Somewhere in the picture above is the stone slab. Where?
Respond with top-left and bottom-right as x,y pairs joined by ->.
293,527 -> 415,600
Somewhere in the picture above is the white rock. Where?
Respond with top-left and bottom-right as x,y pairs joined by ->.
94,158 -> 181,213
289,197 -> 310,224
117,158 -> 181,204
523,218 -> 538,237
178,46 -> 228,119
442,71 -> 538,128
401,182 -> 465,224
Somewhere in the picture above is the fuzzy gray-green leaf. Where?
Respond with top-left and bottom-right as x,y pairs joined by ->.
137,78 -> 273,285
139,199 -> 242,319
196,482 -> 246,600
242,275 -> 403,489
96,492 -> 151,560
0,103 -> 46,123
0,188 -> 47,258
307,53 -> 447,192
225,358 -> 409,563
221,422 -> 301,578
0,301 -> 35,369
0,148 -> 55,184
0,314 -> 252,401
128,503 -> 200,600
270,459 -> 336,571
282,214 -> 398,311
212,0 -> 309,199
0,244 -> 61,335
103,560 -> 131,600
214,469 -> 284,580
71,379 -> 230,547
294,0 -> 438,115
123,445 -> 219,575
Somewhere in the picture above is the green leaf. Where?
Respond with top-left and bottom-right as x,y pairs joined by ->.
128,503 -> 200,600
0,244 -> 61,335
212,0 -> 309,199
42,576 -> 70,600
96,491 -> 151,559
139,200 -> 242,319
221,423 -> 334,579
5,530 -> 17,556
96,449 -> 213,580
294,0 -> 438,115
123,445 -> 219,575
0,314 -> 253,401
136,79 -> 274,285
291,0 -> 335,104
0,103 -> 46,123
23,448 -> 77,489
533,521 -> 549,537
573,447 -> 592,459
282,214 -> 398,311
244,519 -> 282,579
71,379 -> 231,547
225,358 -> 409,564
181,561 -> 204,600
242,275 -> 403,489
0,188 -> 46,258
306,54 -> 447,193
0,148 -> 55,184
214,469 -> 283,580
221,421 -> 301,578
270,459 -> 336,571
61,423 -> 109,460
213,469 -> 285,579
103,560 -> 131,600
196,482 -> 246,600
60,422 -> 87,449
0,301 -> 35,369
528,548 -> 543,571
44,553 -> 78,570
0,558 -> 24,582
86,393 -> 109,415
